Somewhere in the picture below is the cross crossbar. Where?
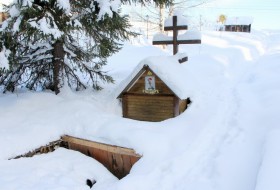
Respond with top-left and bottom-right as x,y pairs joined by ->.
153,39 -> 201,45
164,25 -> 188,31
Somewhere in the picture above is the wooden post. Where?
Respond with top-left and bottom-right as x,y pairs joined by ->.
173,16 -> 178,55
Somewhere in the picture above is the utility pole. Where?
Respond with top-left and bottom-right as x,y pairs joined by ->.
146,15 -> 149,39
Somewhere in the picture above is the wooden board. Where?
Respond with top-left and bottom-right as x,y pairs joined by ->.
62,135 -> 141,179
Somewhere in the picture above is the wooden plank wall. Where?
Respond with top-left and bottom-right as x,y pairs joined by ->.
123,94 -> 175,122
62,136 -> 141,179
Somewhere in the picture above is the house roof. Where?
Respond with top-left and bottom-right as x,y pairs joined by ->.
116,55 -> 197,100
225,17 -> 253,26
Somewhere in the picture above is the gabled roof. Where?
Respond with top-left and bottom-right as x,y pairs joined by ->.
116,55 -> 197,100
225,17 -> 253,26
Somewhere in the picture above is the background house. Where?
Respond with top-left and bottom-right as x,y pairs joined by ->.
224,16 -> 253,32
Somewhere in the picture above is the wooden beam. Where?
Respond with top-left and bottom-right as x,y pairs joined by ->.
164,25 -> 188,31
153,39 -> 201,46
62,135 -> 141,157
177,39 -> 201,44
152,40 -> 174,45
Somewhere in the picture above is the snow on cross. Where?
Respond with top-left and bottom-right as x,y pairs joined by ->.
153,15 -> 201,57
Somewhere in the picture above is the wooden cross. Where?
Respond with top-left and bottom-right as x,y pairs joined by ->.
153,16 -> 201,55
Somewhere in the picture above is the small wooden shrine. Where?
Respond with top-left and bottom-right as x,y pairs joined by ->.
117,14 -> 201,122
117,55 -> 194,122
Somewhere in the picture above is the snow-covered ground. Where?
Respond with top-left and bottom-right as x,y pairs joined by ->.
0,29 -> 280,190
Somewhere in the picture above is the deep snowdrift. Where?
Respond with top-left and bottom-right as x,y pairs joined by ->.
0,30 -> 279,190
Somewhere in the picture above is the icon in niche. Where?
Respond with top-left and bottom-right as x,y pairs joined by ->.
145,76 -> 155,90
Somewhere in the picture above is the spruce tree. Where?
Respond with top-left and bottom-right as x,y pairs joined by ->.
0,0 -> 170,94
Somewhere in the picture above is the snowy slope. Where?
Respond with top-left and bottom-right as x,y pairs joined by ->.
0,30 -> 280,190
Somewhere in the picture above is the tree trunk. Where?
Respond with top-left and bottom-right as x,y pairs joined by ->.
53,40 -> 64,95
159,4 -> 165,33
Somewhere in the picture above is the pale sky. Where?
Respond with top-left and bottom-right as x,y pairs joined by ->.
1,0 -> 279,30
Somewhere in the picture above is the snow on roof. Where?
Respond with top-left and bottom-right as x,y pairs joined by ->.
164,12 -> 189,27
178,30 -> 201,40
152,33 -> 172,41
153,30 -> 201,42
116,55 -> 197,100
225,17 -> 253,26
